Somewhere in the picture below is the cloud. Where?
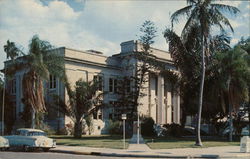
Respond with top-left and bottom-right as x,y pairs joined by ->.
0,0 -> 249,70
0,0 -> 80,68
231,38 -> 239,45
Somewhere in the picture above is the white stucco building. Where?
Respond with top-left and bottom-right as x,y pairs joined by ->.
5,40 -> 180,135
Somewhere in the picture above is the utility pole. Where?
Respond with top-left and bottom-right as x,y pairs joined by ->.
1,69 -> 6,136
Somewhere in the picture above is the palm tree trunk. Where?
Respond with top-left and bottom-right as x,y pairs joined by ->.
195,36 -> 205,146
74,120 -> 82,138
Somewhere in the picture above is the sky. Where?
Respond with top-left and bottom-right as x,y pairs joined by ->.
0,0 -> 249,69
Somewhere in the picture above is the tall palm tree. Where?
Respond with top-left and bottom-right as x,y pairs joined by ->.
170,0 -> 239,146
4,35 -> 65,128
4,40 -> 23,61
22,35 -> 65,128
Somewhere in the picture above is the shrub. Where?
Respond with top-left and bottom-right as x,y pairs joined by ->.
107,120 -> 122,135
163,123 -> 183,137
141,117 -> 156,137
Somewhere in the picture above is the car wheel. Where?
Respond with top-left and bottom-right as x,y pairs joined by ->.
43,148 -> 50,152
23,145 -> 29,152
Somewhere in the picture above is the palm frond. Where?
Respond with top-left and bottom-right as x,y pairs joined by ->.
211,3 -> 240,15
211,8 -> 234,32
187,0 -> 197,5
171,5 -> 193,25
181,8 -> 199,38
43,51 -> 65,79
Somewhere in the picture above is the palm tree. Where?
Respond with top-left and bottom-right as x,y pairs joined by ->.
170,0 -> 239,146
4,40 -> 23,61
210,46 -> 249,141
54,78 -> 103,138
22,35 -> 65,128
4,35 -> 65,128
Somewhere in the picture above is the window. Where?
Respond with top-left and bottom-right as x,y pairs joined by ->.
109,78 -> 117,93
114,79 -> 117,93
93,109 -> 102,120
109,78 -> 113,92
155,76 -> 158,96
10,79 -> 16,94
98,113 -> 102,120
109,101 -> 118,107
49,75 -> 56,89
126,80 -> 130,93
93,75 -> 103,91
93,111 -> 97,119
109,113 -> 113,120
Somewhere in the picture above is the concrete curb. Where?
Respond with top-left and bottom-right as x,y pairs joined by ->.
50,149 -> 250,158
51,149 -> 101,156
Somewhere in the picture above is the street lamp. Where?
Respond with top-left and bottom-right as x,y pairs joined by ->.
137,109 -> 139,144
122,114 -> 127,149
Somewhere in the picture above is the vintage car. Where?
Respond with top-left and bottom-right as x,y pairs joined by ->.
241,125 -> 250,136
0,136 -> 9,150
5,128 -> 56,151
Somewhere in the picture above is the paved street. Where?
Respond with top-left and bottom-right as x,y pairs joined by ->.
0,151 -> 188,159
0,151 -> 249,159
0,152 -> 117,159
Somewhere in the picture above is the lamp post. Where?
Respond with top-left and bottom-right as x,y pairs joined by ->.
122,114 -> 127,149
138,99 -> 140,143
1,69 -> 6,136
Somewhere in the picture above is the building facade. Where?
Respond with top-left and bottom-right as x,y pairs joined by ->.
5,40 -> 180,135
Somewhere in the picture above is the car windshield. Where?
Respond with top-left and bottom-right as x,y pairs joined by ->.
15,130 -> 46,136
15,130 -> 26,136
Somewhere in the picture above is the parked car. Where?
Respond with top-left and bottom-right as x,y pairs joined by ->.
241,125 -> 250,136
5,128 -> 56,152
0,136 -> 9,150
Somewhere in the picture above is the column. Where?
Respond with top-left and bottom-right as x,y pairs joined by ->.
173,91 -> 180,124
157,75 -> 165,124
166,88 -> 172,124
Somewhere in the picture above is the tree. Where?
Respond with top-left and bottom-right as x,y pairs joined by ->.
170,0 -> 239,146
135,20 -> 158,111
132,20 -> 158,143
55,78 -> 104,138
2,40 -> 23,135
208,44 -> 249,141
4,35 -> 65,129
164,24 -> 202,127
115,76 -> 136,121
0,76 -> 15,134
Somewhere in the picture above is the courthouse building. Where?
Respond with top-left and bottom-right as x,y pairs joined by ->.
4,40 -> 180,134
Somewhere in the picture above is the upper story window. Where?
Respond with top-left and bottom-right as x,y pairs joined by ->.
155,76 -> 158,96
109,78 -> 117,93
49,75 -> 56,89
126,80 -> 130,93
10,79 -> 16,94
93,75 -> 103,91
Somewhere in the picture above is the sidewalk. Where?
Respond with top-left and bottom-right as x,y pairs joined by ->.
51,143 -> 250,158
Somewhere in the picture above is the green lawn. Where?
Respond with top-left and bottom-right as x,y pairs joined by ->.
50,135 -> 129,149
50,135 -> 240,149
145,137 -> 240,149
